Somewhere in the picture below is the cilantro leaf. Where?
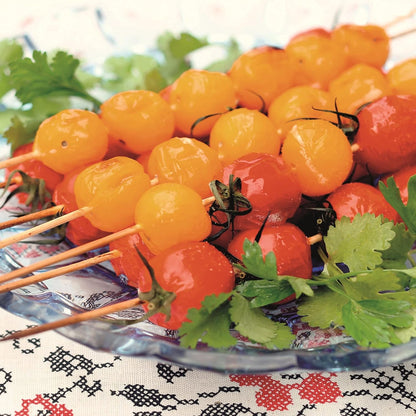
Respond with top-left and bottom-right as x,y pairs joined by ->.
263,322 -> 295,350
324,214 -> 395,271
342,299 -> 408,348
2,115 -> 40,153
379,175 -> 416,234
229,293 -> 277,344
395,306 -> 416,343
236,279 -> 294,307
379,221 -> 415,269
0,38 -> 24,98
297,287 -> 347,329
9,50 -> 101,108
178,292 -> 236,349
238,239 -> 278,280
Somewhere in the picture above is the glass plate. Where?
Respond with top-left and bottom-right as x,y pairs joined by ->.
0,198 -> 415,374
1,0 -> 416,374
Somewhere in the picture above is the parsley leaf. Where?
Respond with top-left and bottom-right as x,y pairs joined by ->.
229,293 -> 278,344
379,175 -> 416,234
178,292 -> 236,349
298,287 -> 347,329
342,299 -> 409,348
324,214 -> 395,271
9,50 -> 101,108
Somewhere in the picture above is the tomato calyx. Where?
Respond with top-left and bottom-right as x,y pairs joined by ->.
134,247 -> 176,322
1,169 -> 51,212
207,175 -> 252,242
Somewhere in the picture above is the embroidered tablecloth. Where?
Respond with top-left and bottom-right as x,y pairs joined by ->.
1,1 -> 416,415
0,309 -> 415,415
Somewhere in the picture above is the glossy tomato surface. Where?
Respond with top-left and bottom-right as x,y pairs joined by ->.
354,94 -> 416,175
228,223 -> 312,279
146,241 -> 235,330
222,153 -> 302,230
326,181 -> 400,223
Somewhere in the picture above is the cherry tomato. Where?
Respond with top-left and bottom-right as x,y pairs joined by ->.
74,156 -> 151,232
134,182 -> 212,254
386,58 -> 416,95
34,109 -> 109,174
5,142 -> 63,205
146,241 -> 235,330
109,233 -> 154,291
281,119 -> 353,196
381,164 -> 416,206
228,223 -> 312,303
228,45 -> 296,110
52,167 -> 109,246
326,182 -> 400,223
353,94 -> 416,175
221,153 -> 302,230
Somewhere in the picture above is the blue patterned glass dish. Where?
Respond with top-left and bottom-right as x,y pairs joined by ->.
1,0 -> 416,374
0,197 -> 415,374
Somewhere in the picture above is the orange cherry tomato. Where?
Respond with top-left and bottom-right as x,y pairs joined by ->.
285,30 -> 349,89
331,24 -> 390,69
386,58 -> 416,95
228,45 -> 296,110
74,156 -> 151,232
134,183 -> 212,254
267,85 -> 338,141
100,90 -> 175,154
34,109 -> 109,174
329,64 -> 391,115
209,108 -> 281,165
147,137 -> 222,198
168,69 -> 238,139
281,119 -> 353,196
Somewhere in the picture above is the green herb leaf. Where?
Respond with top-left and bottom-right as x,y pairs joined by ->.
2,115 -> 40,153
379,175 -> 416,234
238,239 -> 278,280
379,221 -> 415,269
9,50 -> 101,108
178,292 -> 236,349
229,293 -> 277,344
297,287 -> 347,329
236,279 -> 294,307
324,214 -> 395,271
342,299 -> 408,348
263,322 -> 295,350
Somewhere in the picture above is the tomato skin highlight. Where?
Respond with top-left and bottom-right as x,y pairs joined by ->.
326,182 -> 400,223
354,94 -> 416,175
228,223 -> 312,304
109,233 -> 154,292
146,241 -> 235,330
221,153 -> 302,230
34,109 -> 109,174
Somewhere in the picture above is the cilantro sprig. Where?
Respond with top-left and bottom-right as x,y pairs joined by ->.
179,212 -> 416,350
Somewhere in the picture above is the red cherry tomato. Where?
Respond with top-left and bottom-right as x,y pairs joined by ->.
228,223 -> 312,303
326,182 -> 400,223
353,94 -> 416,175
145,241 -> 235,330
52,167 -> 109,246
109,233 -> 154,291
5,142 -> 63,205
381,164 -> 416,208
228,223 -> 312,279
221,153 -> 302,230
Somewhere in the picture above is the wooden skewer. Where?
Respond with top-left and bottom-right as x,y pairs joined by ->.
0,249 -> 121,294
0,206 -> 92,249
0,297 -> 143,342
0,204 -> 65,231
389,26 -> 416,40
383,8 -> 416,29
0,223 -> 142,285
0,196 -> 215,250
0,151 -> 40,171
